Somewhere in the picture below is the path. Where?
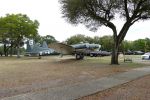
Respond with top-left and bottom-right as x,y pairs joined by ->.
1,67 -> 150,100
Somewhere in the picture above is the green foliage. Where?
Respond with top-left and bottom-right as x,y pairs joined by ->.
60,0 -> 150,29
66,34 -> 87,45
144,38 -> 150,52
66,34 -> 98,45
131,38 -> 150,52
0,13 -> 39,46
60,0 -> 121,31
34,35 -> 43,43
34,35 -> 57,44
42,35 -> 57,44
121,40 -> 134,52
132,39 -> 145,51
0,13 -> 39,57
121,38 -> 150,52
99,35 -> 113,51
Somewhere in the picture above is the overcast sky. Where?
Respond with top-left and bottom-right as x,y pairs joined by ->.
0,0 -> 150,42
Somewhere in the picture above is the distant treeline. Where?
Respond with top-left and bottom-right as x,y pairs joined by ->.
65,34 -> 150,52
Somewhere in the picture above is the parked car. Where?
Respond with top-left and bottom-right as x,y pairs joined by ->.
141,52 -> 150,60
133,51 -> 144,55
125,50 -> 134,55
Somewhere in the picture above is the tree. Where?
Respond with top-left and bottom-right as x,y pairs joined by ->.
42,35 -> 57,44
66,34 -> 96,45
34,34 -> 44,43
85,36 -> 94,43
66,34 -> 87,45
143,38 -> 150,52
60,0 -> 150,64
132,39 -> 146,51
121,38 -> 150,52
0,14 -> 39,57
99,35 -> 113,51
121,40 -> 133,53
34,35 -> 57,45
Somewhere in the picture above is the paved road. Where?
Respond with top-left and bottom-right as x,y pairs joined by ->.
1,67 -> 150,100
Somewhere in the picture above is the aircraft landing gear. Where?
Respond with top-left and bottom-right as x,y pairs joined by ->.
75,53 -> 84,60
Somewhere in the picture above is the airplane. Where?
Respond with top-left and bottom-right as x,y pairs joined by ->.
48,42 -> 101,60
25,40 -> 55,58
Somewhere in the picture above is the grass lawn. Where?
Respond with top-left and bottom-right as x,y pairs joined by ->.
0,55 -> 149,98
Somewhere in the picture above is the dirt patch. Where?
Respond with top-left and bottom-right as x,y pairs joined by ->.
78,75 -> 150,100
0,56 -> 147,98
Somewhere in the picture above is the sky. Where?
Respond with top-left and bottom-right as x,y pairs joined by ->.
0,0 -> 150,42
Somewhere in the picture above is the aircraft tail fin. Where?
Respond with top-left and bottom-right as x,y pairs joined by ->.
26,40 -> 33,52
42,41 -> 48,48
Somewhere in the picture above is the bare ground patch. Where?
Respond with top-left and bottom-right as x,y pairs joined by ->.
0,56 -> 148,98
78,75 -> 150,100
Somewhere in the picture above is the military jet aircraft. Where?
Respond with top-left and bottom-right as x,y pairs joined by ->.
25,40 -> 55,58
48,42 -> 101,60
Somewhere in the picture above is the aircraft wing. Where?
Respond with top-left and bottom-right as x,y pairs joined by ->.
48,43 -> 75,55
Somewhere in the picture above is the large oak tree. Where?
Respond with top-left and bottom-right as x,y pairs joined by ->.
0,14 -> 39,57
60,0 -> 150,64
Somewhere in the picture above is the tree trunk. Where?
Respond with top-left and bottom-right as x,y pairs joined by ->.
10,41 -> 13,57
4,44 -> 6,56
111,44 -> 119,64
109,24 -> 119,65
17,45 -> 20,58
110,21 -> 132,64
4,44 -> 8,56
10,45 -> 13,57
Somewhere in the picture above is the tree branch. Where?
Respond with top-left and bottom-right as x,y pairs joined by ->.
124,0 -> 130,20
131,0 -> 147,20
84,2 -> 117,37
117,20 -> 132,45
